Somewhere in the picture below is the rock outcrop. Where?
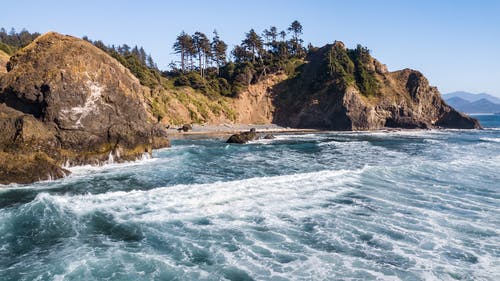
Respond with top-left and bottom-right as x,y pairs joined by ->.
272,42 -> 480,130
0,32 -> 169,184
226,129 -> 276,144
0,50 -> 9,74
226,128 -> 258,144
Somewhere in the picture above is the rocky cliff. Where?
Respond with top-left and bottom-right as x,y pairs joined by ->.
0,32 -> 169,184
0,33 -> 481,184
0,50 -> 9,74
272,42 -> 480,130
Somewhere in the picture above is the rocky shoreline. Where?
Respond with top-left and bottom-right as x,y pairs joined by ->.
0,32 -> 481,185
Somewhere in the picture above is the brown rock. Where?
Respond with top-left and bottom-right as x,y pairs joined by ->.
272,43 -> 481,130
0,32 -> 169,184
0,50 -> 9,74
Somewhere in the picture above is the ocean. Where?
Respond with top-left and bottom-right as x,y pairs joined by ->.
0,115 -> 499,281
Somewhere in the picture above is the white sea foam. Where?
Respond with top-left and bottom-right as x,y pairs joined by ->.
66,153 -> 157,176
480,137 -> 500,143
2,124 -> 499,280
44,168 -> 366,220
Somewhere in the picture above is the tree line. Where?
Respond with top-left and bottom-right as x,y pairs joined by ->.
172,20 -> 305,75
0,28 -> 40,54
173,30 -> 227,77
82,36 -> 162,88
170,20 -> 308,96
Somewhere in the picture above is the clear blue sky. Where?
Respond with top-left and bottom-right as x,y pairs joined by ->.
1,0 -> 499,96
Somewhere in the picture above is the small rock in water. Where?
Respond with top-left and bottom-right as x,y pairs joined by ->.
226,128 -> 258,144
262,134 -> 275,139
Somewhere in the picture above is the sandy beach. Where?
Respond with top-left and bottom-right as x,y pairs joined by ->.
166,123 -> 320,139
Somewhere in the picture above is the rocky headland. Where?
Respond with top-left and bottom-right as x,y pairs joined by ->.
0,32 -> 169,184
271,42 -> 480,130
0,32 -> 480,184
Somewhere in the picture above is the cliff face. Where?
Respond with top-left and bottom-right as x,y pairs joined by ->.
0,50 -> 9,74
0,32 -> 169,184
273,42 -> 480,130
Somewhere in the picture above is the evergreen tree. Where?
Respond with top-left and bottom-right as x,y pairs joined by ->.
232,45 -> 252,63
192,31 -> 210,77
242,29 -> 263,64
287,20 -> 304,57
173,31 -> 193,73
263,26 -> 278,52
212,30 -> 227,75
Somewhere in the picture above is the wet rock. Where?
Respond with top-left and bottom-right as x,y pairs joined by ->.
226,128 -> 258,144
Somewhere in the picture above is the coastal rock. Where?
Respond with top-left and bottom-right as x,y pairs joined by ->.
226,128 -> 258,144
0,50 -> 9,74
182,124 -> 192,132
272,42 -> 481,130
263,134 -> 275,139
0,32 -> 169,184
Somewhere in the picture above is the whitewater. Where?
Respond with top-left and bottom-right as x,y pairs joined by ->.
0,115 -> 499,280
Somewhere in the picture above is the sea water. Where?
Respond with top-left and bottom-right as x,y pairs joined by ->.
0,115 -> 499,280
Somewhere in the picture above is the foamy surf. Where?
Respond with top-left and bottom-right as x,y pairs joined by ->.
1,115 -> 499,281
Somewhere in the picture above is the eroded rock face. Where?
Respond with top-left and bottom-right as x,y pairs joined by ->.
0,32 -> 169,184
0,50 -> 9,74
273,42 -> 481,130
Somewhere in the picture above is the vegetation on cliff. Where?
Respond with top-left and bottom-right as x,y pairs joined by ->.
0,28 -> 40,55
0,23 -> 482,184
0,24 -> 480,129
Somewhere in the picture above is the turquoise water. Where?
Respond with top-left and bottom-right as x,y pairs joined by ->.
0,115 -> 499,280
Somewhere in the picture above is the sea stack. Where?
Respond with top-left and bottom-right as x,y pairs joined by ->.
0,32 -> 169,184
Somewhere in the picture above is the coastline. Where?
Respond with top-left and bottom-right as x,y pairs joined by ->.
166,124 -> 321,139
164,123 -> 445,140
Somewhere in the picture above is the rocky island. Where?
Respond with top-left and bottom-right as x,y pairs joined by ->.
0,28 -> 480,184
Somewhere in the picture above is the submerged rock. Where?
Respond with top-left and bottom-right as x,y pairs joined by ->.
0,32 -> 169,184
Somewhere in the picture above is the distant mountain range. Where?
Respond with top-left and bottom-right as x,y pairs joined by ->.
443,91 -> 500,113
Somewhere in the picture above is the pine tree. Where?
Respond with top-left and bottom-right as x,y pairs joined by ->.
242,29 -> 263,64
287,20 -> 304,57
192,31 -> 210,77
173,31 -> 193,73
212,30 -> 227,75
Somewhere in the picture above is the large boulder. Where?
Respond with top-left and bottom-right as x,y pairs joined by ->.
272,42 -> 481,130
0,32 -> 169,184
